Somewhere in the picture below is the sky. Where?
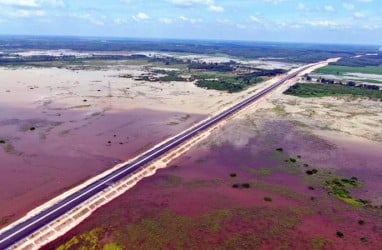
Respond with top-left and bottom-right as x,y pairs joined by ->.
0,0 -> 381,45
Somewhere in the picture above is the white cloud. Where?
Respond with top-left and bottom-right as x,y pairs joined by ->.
179,15 -> 203,24
296,3 -> 305,10
0,0 -> 39,7
170,0 -> 213,7
159,17 -> 173,24
132,12 -> 150,21
114,17 -> 127,25
0,0 -> 65,7
262,0 -> 285,4
43,0 -> 65,7
249,15 -> 268,27
208,4 -> 223,12
250,15 -> 262,23
323,5 -> 335,12
353,12 -> 365,19
275,20 -> 302,29
71,13 -> 106,26
216,18 -> 231,24
236,24 -> 246,29
170,0 -> 223,12
343,3 -> 355,11
304,19 -> 342,28
363,24 -> 380,30
9,9 -> 45,18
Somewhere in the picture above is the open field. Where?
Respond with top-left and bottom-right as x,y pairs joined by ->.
1,46 -> 381,249
0,37 -> 372,63
316,65 -> 382,75
44,58 -> 382,249
45,94 -> 382,249
0,52 -> 295,229
285,83 -> 382,99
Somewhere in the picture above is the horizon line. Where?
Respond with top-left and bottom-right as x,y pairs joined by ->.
0,34 -> 380,48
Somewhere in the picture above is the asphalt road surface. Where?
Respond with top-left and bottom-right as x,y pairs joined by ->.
0,64 -> 312,249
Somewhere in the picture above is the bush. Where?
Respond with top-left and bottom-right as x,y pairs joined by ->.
242,183 -> 251,189
336,231 -> 344,238
230,173 -> 237,178
285,83 -> 382,100
289,158 -> 297,163
232,184 -> 240,189
358,220 -> 365,225
0,140 -> 5,144
306,170 -> 314,175
264,197 -> 273,202
276,148 -> 283,152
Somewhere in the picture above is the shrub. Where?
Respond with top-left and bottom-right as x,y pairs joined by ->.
308,186 -> 315,190
284,82 -> 382,100
312,169 -> 318,174
358,220 -> 365,225
289,158 -> 297,163
264,197 -> 272,202
230,173 -> 237,178
360,237 -> 368,243
306,170 -> 314,175
336,231 -> 344,238
276,148 -> 283,152
29,127 -> 36,131
357,199 -> 370,205
232,184 -> 240,189
0,140 -> 5,144
242,183 -> 250,188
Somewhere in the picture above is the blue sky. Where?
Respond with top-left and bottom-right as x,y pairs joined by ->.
0,0 -> 381,44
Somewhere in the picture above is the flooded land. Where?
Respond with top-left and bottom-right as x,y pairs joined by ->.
0,51 -> 297,227
44,102 -> 382,250
1,44 -> 381,249
42,55 -> 382,249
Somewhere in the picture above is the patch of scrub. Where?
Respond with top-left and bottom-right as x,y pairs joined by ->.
311,237 -> 333,250
54,207 -> 305,249
324,177 -> 369,206
56,227 -> 104,250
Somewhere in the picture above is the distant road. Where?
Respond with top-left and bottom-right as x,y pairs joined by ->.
0,63 -> 314,249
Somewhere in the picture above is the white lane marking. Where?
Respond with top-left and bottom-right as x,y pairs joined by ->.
0,67 -> 306,245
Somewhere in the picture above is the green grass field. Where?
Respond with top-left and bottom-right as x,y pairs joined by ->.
284,83 -> 382,99
353,79 -> 382,85
316,65 -> 382,75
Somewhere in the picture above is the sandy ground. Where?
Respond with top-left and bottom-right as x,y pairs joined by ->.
0,58 -> 290,228
5,57 -> 381,249
0,65 -> 269,115
42,56 -> 382,249
310,72 -> 382,84
44,85 -> 382,249
0,64 -> 226,227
